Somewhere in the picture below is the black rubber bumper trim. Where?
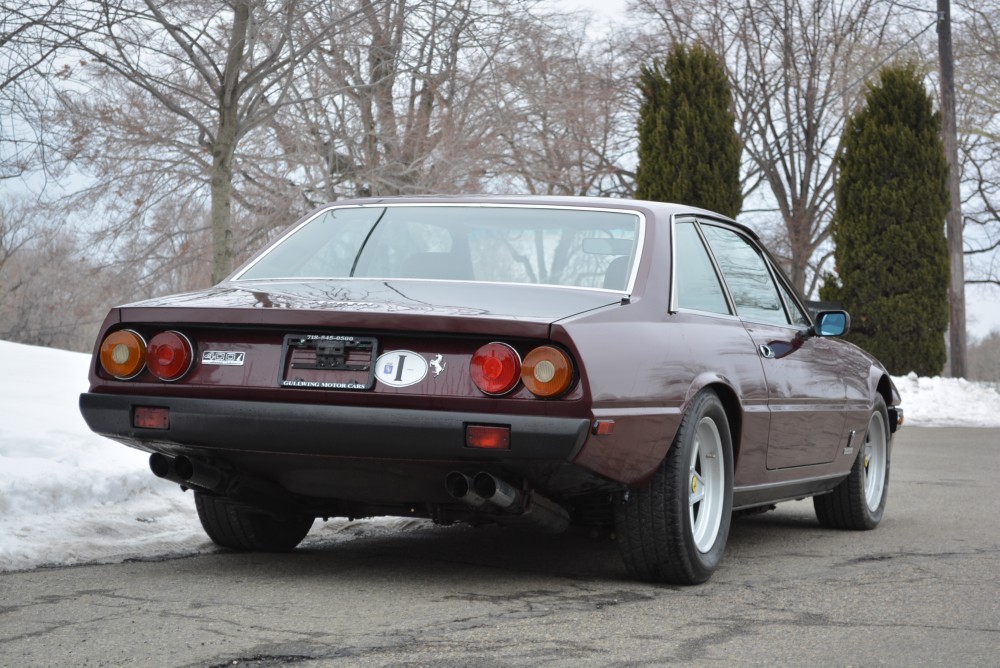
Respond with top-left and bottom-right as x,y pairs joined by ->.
79,392 -> 591,462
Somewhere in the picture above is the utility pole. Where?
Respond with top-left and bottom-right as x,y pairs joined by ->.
937,0 -> 967,378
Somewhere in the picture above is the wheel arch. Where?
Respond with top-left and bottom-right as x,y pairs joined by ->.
686,377 -> 742,470
875,373 -> 899,434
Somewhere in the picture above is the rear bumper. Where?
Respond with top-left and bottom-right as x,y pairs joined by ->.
79,392 -> 591,463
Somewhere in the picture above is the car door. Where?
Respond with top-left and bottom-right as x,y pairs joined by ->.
699,223 -> 847,469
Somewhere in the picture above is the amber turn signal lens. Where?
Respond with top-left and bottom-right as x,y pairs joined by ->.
146,330 -> 194,381
470,342 -> 521,395
522,346 -> 573,398
99,329 -> 147,379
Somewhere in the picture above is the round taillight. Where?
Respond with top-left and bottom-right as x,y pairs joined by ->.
146,330 -> 194,381
99,329 -> 147,380
470,342 -> 521,395
522,346 -> 574,398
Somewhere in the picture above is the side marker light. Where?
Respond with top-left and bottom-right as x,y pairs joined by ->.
593,420 -> 615,436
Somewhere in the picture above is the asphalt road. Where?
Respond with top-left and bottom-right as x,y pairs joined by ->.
1,427 -> 998,667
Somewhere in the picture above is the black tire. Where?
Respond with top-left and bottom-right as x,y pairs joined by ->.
814,395 -> 891,530
614,390 -> 734,585
194,492 -> 314,551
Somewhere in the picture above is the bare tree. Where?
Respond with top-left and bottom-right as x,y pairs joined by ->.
631,0 -> 907,295
955,0 -> 1000,289
967,330 -> 1000,382
489,15 -> 637,196
46,0 -> 350,283
2,1 -> 64,181
0,208 -> 131,351
269,2 -> 637,204
0,200 -> 39,299
1,1 -> 102,183
274,0 -> 527,203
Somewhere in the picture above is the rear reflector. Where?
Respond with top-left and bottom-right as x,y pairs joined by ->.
134,406 -> 169,429
466,424 -> 510,450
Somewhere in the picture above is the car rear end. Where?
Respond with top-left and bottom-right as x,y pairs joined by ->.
80,200 -> 646,529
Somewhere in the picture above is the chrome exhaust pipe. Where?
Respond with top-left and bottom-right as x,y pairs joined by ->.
173,455 -> 225,493
148,454 -> 296,513
149,453 -> 175,480
445,471 -> 488,507
149,453 -> 226,493
446,471 -> 570,534
472,472 -> 523,510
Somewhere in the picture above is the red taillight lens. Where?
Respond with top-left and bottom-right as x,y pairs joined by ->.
522,346 -> 574,398
146,330 -> 194,381
470,342 -> 521,395
99,329 -> 147,379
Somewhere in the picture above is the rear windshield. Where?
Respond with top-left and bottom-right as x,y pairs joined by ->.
236,205 -> 642,291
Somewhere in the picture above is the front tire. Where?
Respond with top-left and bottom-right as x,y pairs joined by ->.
195,492 -> 314,551
814,395 -> 891,530
614,390 -> 734,585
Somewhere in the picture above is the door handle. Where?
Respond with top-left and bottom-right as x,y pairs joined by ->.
758,344 -> 775,359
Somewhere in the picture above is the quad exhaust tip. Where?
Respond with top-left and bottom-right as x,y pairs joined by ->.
445,470 -> 570,533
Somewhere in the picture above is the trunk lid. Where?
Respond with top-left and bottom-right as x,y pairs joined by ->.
118,279 -> 622,337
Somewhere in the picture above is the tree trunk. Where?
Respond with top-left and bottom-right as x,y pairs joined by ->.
210,116 -> 237,283
938,0 -> 967,377
210,1 -> 250,284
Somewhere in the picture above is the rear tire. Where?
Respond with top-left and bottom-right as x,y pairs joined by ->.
814,395 -> 890,530
614,390 -> 734,585
195,492 -> 314,551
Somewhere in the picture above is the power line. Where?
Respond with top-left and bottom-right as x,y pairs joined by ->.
839,19 -> 938,96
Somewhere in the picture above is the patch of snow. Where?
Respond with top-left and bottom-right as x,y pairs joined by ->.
891,372 -> 1000,428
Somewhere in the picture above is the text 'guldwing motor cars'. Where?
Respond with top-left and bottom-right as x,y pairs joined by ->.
80,196 -> 902,584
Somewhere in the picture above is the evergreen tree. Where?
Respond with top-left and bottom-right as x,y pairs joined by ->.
821,65 -> 949,376
635,43 -> 742,218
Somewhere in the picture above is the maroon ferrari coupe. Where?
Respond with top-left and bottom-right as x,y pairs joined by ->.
80,196 -> 902,584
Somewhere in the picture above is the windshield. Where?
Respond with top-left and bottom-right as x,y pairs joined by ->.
236,205 -> 643,291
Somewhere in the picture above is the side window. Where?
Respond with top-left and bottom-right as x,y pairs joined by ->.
674,222 -> 730,314
700,225 -> 789,326
776,279 -> 811,328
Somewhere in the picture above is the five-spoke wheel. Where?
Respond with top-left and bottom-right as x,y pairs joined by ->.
689,416 -> 726,554
814,395 -> 891,530
615,389 -> 734,584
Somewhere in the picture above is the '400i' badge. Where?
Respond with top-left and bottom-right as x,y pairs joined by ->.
374,350 -> 428,387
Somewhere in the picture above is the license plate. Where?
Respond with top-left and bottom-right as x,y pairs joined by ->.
280,334 -> 377,390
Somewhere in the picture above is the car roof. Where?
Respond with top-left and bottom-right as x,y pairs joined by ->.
315,195 -> 759,241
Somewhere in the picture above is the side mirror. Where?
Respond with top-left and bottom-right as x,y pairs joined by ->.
814,311 -> 850,337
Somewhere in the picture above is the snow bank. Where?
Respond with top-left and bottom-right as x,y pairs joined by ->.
893,372 -> 1000,428
0,341 -> 208,570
